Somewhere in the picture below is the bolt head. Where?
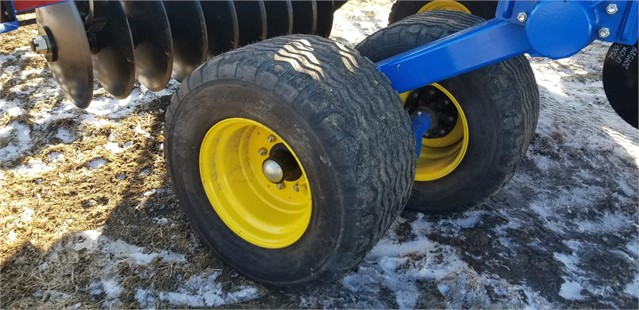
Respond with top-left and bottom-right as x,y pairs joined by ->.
258,148 -> 267,156
598,28 -> 610,38
30,36 -> 51,55
293,184 -> 299,192
267,135 -> 276,143
276,183 -> 285,190
517,12 -> 527,23
606,3 -> 618,15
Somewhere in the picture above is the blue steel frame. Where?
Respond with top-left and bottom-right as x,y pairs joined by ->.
378,0 -> 638,94
0,1 -> 18,33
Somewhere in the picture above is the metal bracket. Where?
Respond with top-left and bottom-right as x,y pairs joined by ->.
0,1 -> 18,34
410,112 -> 433,158
378,0 -> 638,93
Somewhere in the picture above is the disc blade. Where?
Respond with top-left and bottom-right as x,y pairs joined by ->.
163,0 -> 208,81
265,0 -> 292,38
291,0 -> 314,34
316,0 -> 334,37
235,0 -> 267,47
201,0 -> 238,57
603,42 -> 638,128
91,0 -> 135,99
122,1 -> 173,91
36,1 -> 93,108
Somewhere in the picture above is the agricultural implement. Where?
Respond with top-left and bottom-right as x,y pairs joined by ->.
1,0 -> 637,287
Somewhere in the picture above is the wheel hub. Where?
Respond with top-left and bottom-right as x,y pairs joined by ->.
405,85 -> 459,139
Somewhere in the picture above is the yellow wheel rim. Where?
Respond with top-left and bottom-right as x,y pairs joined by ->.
400,83 -> 469,181
199,118 -> 312,249
418,0 -> 472,14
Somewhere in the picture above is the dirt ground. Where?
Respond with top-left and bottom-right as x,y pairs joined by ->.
1,1 -> 638,309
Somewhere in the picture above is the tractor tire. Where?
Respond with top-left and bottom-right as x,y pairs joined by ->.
388,0 -> 497,24
357,11 -> 539,213
164,35 -> 415,287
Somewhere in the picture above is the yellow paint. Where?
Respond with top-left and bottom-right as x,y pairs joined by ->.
199,118 -> 312,248
418,0 -> 472,14
401,83 -> 469,181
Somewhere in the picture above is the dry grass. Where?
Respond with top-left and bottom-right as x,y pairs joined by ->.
0,24 -> 266,308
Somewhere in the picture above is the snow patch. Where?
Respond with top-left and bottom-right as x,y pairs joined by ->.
54,128 -> 75,143
101,239 -> 186,265
135,272 -> 259,308
86,158 -> 107,170
0,121 -> 31,163
623,274 -> 639,299
47,151 -> 64,162
15,158 -> 54,175
559,281 -> 585,300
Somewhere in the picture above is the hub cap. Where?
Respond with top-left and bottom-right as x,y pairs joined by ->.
199,118 -> 312,249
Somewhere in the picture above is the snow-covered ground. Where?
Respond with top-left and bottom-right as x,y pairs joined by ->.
1,0 -> 637,308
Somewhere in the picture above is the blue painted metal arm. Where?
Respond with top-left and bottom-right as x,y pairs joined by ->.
378,0 -> 638,94
0,1 -> 19,34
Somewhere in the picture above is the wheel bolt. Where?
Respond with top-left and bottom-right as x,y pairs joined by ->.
606,4 -> 618,15
258,148 -> 267,156
267,135 -> 276,143
439,129 -> 446,135
293,184 -> 299,192
447,116 -> 455,122
277,183 -> 284,190
517,12 -> 527,23
598,28 -> 610,39
443,100 -> 450,105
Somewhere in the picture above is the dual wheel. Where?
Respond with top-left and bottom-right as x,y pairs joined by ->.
165,11 -> 539,286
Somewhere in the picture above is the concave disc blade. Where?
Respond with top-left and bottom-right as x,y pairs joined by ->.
36,2 -> 93,108
603,42 -> 638,128
265,0 -> 292,38
164,0 -> 207,81
316,0 -> 334,37
122,1 -> 173,91
235,0 -> 267,47
91,0 -> 135,99
201,0 -> 238,57
291,0 -> 314,34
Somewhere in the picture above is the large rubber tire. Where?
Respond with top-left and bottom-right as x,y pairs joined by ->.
357,11 -> 539,213
164,35 -> 415,287
388,0 -> 497,23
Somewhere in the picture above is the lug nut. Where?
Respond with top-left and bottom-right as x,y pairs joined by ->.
598,28 -> 610,38
293,184 -> 299,192
258,148 -> 267,156
606,3 -> 618,15
276,183 -> 284,190
517,12 -> 527,23
30,35 -> 51,55
267,135 -> 276,143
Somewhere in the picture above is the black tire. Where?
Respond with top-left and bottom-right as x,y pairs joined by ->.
164,35 -> 415,287
388,0 -> 497,23
357,11 -> 539,213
